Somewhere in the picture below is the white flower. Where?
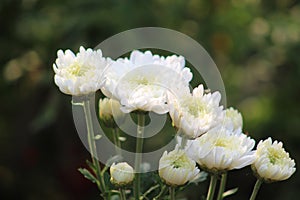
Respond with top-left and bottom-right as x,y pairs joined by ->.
252,137 -> 296,182
99,98 -> 125,127
158,147 -> 200,186
110,162 -> 134,186
168,84 -> 224,138
53,46 -> 110,96
221,107 -> 243,131
187,126 -> 256,172
102,50 -> 192,114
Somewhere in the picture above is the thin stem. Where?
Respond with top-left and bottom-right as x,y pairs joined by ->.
119,188 -> 127,200
112,127 -> 121,156
169,187 -> 176,200
206,174 -> 218,200
83,99 -> 107,199
141,184 -> 160,199
153,185 -> 167,200
249,179 -> 263,200
217,173 -> 227,200
134,113 -> 145,199
179,134 -> 187,149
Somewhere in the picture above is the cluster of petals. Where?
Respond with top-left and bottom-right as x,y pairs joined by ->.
102,50 -> 192,114
53,46 -> 110,96
158,147 -> 200,186
186,126 -> 256,172
168,84 -> 224,138
252,137 -> 296,182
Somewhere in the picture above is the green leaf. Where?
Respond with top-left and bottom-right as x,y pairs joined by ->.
78,168 -> 97,183
222,187 -> 238,198
118,136 -> 126,142
94,134 -> 102,140
86,160 -> 96,172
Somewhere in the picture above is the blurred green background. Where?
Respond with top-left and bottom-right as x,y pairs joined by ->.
1,0 -> 300,199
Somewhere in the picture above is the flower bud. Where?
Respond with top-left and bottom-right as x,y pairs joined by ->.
158,147 -> 199,186
252,137 -> 296,182
110,162 -> 134,186
99,98 -> 125,128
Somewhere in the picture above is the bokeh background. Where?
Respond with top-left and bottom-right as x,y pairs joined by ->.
1,0 -> 300,199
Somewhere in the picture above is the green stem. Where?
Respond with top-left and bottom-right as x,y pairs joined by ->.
112,127 -> 122,156
83,99 -> 107,199
217,173 -> 227,200
206,174 -> 218,200
141,184 -> 160,200
134,113 -> 145,199
169,187 -> 176,200
179,133 -> 187,149
119,188 -> 126,200
153,185 -> 167,200
249,179 -> 263,200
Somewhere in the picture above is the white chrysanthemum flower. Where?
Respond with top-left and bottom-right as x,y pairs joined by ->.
102,50 -> 192,114
252,137 -> 296,182
99,98 -> 125,127
53,46 -> 110,96
110,162 -> 134,186
168,84 -> 224,138
158,147 -> 200,186
187,126 -> 256,172
221,107 -> 243,131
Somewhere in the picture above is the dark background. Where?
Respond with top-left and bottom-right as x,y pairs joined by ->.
0,0 -> 299,199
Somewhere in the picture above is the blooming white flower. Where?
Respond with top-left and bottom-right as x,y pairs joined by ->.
168,84 -> 224,138
99,98 -> 125,127
252,137 -> 296,182
158,147 -> 199,186
187,126 -> 256,172
53,46 -> 110,96
221,107 -> 243,131
110,162 -> 134,186
102,50 -> 192,114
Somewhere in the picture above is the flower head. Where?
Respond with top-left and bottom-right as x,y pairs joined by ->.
110,162 -> 134,186
221,107 -> 243,131
53,46 -> 110,96
252,137 -> 296,182
102,50 -> 192,114
168,84 -> 224,138
187,126 -> 256,172
159,147 -> 199,186
99,98 -> 125,128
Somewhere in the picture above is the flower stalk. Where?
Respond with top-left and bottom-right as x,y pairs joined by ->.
249,178 -> 263,200
217,173 -> 227,200
119,188 -> 127,200
169,187 -> 176,200
134,112 -> 146,199
83,98 -> 107,199
206,174 -> 218,200
112,127 -> 122,156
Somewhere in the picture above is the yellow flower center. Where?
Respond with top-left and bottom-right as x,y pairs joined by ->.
68,63 -> 87,76
215,138 -> 231,148
185,99 -> 207,117
268,147 -> 287,165
136,77 -> 150,85
172,154 -> 191,169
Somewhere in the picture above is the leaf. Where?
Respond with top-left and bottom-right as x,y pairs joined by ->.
222,187 -> 238,198
78,168 -> 97,183
94,134 -> 102,140
86,160 -> 96,172
118,136 -> 126,142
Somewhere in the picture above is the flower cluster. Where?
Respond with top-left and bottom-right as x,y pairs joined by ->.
53,46 -> 296,200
